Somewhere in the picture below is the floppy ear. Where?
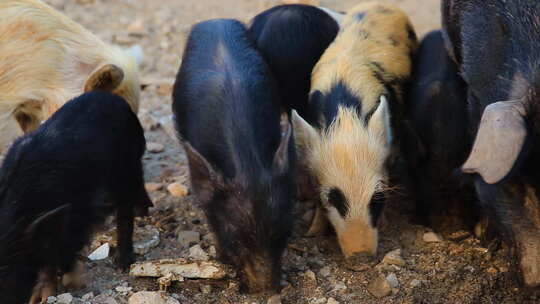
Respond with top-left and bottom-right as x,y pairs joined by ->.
272,119 -> 292,175
25,204 -> 70,250
84,64 -> 124,92
292,110 -> 320,155
462,100 -> 527,184
182,141 -> 222,200
368,96 -> 393,146
441,0 -> 467,65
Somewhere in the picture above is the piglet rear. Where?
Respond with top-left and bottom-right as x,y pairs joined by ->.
0,91 -> 151,304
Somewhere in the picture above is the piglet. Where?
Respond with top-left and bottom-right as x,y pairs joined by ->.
0,91 -> 151,304
172,19 -> 295,294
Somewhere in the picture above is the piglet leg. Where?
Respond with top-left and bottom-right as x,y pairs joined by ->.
115,203 -> 134,271
306,206 -> 329,236
29,266 -> 57,304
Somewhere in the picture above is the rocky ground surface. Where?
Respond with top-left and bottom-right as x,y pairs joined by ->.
35,0 -> 535,303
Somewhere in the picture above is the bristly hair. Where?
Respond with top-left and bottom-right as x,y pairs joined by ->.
309,106 -> 390,219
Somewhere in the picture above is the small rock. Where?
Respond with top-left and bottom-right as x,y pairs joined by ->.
147,142 -> 165,153
57,294 -> 73,304
327,298 -> 339,304
127,19 -> 145,35
304,270 -> 316,282
167,182 -> 189,197
312,298 -> 326,304
116,286 -> 133,293
134,226 -> 160,255
331,282 -> 347,293
367,275 -> 392,298
448,230 -> 471,242
177,230 -> 200,247
200,285 -> 212,294
82,292 -> 94,301
487,267 -> 498,274
92,295 -> 118,304
128,292 -> 180,304
464,266 -> 475,273
47,296 -> 57,304
88,243 -> 109,261
208,246 -> 217,257
319,266 -> 331,277
145,182 -> 163,192
423,232 -> 443,243
381,249 -> 406,266
267,295 -> 281,304
189,244 -> 209,261
386,273 -> 399,289
410,279 -> 422,288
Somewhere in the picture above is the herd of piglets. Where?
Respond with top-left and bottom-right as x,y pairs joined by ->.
2,0 -> 540,303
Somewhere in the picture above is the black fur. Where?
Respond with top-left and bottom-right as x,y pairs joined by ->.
327,188 -> 349,217
309,83 -> 363,128
249,5 -> 339,119
0,92 -> 151,303
442,0 -> 540,286
403,30 -> 477,232
172,19 -> 295,293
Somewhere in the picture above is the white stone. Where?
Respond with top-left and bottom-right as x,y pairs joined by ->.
88,243 -> 110,261
327,298 -> 339,304
267,294 -> 281,304
189,244 -> 209,261
423,232 -> 443,243
129,292 -> 180,304
134,226 -> 160,255
381,249 -> 406,266
57,293 -> 73,304
386,273 -> 399,289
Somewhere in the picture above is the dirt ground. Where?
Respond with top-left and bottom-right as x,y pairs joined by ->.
37,0 -> 535,303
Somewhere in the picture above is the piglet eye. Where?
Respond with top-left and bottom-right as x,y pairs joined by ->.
327,188 -> 349,217
369,191 -> 385,227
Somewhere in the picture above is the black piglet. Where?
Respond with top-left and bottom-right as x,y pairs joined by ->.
172,19 -> 295,294
0,91 -> 151,304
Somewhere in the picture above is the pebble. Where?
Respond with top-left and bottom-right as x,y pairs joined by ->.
312,298 -> 326,304
167,182 -> 189,197
386,273 -> 399,289
134,226 -> 160,255
410,279 -> 422,288
200,284 -> 212,294
177,230 -> 200,247
88,243 -> 110,261
327,298 -> 339,304
92,295 -> 118,304
267,295 -> 281,304
367,275 -> 392,298
487,267 -> 499,274
331,282 -> 347,293
319,266 -> 331,277
304,270 -> 317,282
189,244 -> 209,261
423,232 -> 443,243
57,294 -> 73,304
128,292 -> 180,304
47,297 -> 57,304
208,245 -> 217,257
448,230 -> 471,242
147,142 -> 165,153
381,249 -> 406,267
82,292 -> 94,301
145,182 -> 163,192
116,286 -> 133,293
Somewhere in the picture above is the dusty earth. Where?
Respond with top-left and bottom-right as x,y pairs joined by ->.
32,0 -> 534,303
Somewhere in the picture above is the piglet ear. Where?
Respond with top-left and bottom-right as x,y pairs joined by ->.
368,96 -> 393,146
84,64 -> 124,93
462,100 -> 527,184
26,204 -> 70,240
273,117 -> 292,175
182,141 -> 221,196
